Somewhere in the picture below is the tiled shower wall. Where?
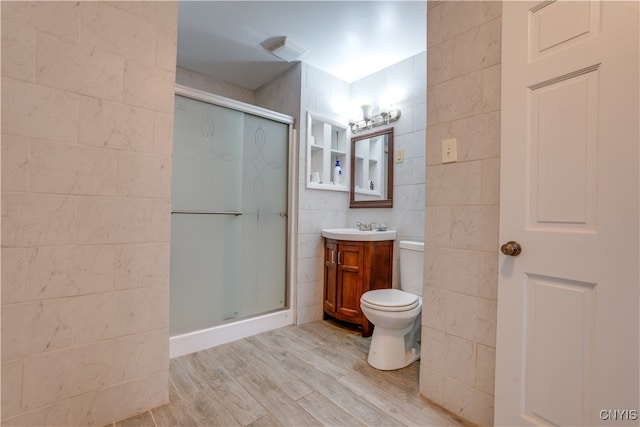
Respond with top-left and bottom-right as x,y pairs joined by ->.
1,2 -> 177,425
421,1 -> 501,426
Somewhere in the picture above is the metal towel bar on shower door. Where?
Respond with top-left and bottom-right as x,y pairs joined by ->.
171,210 -> 243,216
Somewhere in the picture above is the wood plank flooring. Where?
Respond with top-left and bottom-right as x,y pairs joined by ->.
111,320 -> 468,427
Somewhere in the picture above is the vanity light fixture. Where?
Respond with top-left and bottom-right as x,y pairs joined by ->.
349,104 -> 401,134
262,36 -> 308,62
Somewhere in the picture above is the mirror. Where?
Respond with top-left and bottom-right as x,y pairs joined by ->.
350,128 -> 394,208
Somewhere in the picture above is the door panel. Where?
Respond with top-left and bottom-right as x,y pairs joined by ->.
495,1 -> 639,425
523,275 -> 595,426
529,0 -> 600,61
529,67 -> 598,228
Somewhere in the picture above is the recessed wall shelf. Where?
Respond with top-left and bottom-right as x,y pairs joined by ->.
306,112 -> 349,192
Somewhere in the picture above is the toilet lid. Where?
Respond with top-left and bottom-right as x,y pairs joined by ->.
361,289 -> 419,311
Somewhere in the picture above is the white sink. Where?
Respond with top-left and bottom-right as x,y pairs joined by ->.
321,228 -> 397,241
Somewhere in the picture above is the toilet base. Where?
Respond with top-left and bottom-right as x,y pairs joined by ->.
366,320 -> 421,370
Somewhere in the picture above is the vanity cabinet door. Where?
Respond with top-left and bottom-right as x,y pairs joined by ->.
323,240 -> 338,313
335,243 -> 364,320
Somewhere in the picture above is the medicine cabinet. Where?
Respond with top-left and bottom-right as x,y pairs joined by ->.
306,112 -> 348,191
350,127 -> 394,208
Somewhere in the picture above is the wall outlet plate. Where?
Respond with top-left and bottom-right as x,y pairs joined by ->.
395,148 -> 404,163
442,138 -> 457,163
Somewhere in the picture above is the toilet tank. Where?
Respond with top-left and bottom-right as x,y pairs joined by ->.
399,240 -> 424,296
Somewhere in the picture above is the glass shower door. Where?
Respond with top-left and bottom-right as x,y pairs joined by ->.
239,114 -> 288,316
170,95 -> 288,335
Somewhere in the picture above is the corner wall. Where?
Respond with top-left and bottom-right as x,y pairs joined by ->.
421,1 -> 502,425
296,64 -> 351,323
1,2 -> 177,424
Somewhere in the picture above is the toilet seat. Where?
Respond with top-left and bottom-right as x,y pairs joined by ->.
361,289 -> 419,312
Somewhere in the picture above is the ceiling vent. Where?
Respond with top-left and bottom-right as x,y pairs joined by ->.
262,36 -> 308,62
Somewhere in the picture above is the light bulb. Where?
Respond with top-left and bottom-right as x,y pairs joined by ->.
361,104 -> 373,121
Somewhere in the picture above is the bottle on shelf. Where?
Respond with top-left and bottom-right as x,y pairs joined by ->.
333,160 -> 343,185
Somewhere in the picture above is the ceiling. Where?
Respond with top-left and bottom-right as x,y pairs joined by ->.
177,1 -> 427,91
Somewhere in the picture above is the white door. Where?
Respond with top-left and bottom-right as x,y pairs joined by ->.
495,1 -> 639,426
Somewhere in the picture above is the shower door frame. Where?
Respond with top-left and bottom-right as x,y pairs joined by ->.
170,84 -> 297,358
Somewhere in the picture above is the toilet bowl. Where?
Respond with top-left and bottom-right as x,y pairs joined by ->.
360,240 -> 424,370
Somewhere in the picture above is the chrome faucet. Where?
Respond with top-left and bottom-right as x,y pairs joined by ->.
356,221 -> 387,231
356,221 -> 371,231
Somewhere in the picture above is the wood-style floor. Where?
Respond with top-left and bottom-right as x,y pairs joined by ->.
111,320 -> 467,427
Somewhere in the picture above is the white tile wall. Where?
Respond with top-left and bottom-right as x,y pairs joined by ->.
1,1 -> 177,425
422,2 -> 501,426
2,79 -> 79,141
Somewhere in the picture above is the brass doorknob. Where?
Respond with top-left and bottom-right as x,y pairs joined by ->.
501,241 -> 522,256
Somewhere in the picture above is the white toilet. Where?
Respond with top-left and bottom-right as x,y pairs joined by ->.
360,240 -> 424,370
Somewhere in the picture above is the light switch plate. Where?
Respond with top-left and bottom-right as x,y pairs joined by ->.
442,138 -> 457,163
395,148 -> 404,163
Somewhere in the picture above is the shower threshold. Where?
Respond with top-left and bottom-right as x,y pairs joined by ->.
169,308 -> 293,358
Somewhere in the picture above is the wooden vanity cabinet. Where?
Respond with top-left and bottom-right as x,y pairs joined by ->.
323,238 -> 393,337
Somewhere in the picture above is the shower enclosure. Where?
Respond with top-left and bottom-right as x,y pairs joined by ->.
170,86 -> 295,357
